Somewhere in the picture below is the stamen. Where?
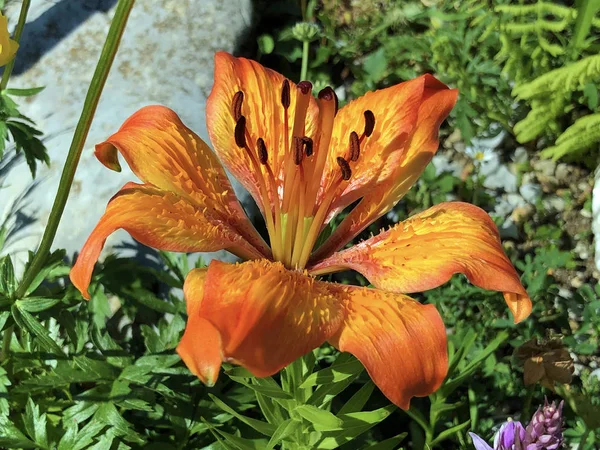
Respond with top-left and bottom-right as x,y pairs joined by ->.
234,116 -> 247,148
349,131 -> 360,161
363,110 -> 375,137
302,137 -> 313,157
298,81 -> 313,95
257,138 -> 268,164
281,79 -> 291,109
232,91 -> 244,122
337,156 -> 352,180
318,87 -> 338,115
294,137 -> 304,165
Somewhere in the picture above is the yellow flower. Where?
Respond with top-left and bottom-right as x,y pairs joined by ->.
0,13 -> 18,67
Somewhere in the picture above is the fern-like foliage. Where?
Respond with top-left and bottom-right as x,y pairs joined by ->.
512,54 -> 600,144
513,54 -> 600,101
540,113 -> 600,160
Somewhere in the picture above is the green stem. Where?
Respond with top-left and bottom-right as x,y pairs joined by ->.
522,384 -> 535,419
300,40 -> 309,81
13,0 -> 135,299
0,0 -> 31,90
0,325 -> 12,363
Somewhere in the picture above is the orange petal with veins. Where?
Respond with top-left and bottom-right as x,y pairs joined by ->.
329,285 -> 447,410
70,184 -> 263,300
176,268 -> 223,386
317,75 -> 425,211
313,78 -> 458,261
310,202 -> 531,323
95,104 -> 269,257
178,259 -> 345,379
207,52 -> 319,208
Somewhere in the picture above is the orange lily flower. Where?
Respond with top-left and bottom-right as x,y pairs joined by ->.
70,52 -> 532,409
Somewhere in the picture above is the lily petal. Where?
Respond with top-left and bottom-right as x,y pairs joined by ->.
312,78 -> 458,261
310,202 -> 531,323
95,104 -> 269,257
176,268 -> 223,386
70,184 -> 263,299
318,75 -> 425,212
207,52 -> 319,208
178,259 -> 345,380
329,286 -> 447,410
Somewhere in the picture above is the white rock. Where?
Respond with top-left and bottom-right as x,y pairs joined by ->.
593,166 -> 600,271
0,0 -> 253,271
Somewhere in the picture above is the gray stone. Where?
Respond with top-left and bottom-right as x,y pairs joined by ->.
520,183 -> 541,204
0,0 -> 253,272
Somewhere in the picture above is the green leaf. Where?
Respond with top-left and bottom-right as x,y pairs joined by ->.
300,355 -> 364,388
16,297 -> 61,312
295,405 -> 343,431
4,87 -> 45,96
11,304 -> 66,355
316,406 -> 396,449
338,381 -> 375,415
0,255 -> 16,296
22,398 -> 49,449
266,419 -> 302,449
430,419 -> 471,446
363,433 -> 407,449
209,394 -> 277,437
0,417 -> 36,448
583,82 -> 598,109
441,331 -> 508,397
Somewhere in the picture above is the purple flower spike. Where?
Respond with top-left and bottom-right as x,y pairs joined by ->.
470,398 -> 563,450
522,399 -> 564,449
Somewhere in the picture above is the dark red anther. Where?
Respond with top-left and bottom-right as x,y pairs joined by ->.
363,110 -> 375,137
318,86 -> 335,101
281,79 -> 291,109
232,91 -> 244,122
302,137 -> 313,157
297,81 -> 313,95
234,116 -> 247,148
257,138 -> 268,164
337,157 -> 351,180
318,87 -> 338,115
349,131 -> 360,161
294,137 -> 304,165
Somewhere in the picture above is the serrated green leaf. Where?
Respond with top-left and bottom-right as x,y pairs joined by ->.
210,394 -> 277,436
22,398 -> 49,449
0,417 -> 36,448
295,405 -> 343,431
11,304 -> 65,355
266,419 -> 302,449
57,423 -> 78,450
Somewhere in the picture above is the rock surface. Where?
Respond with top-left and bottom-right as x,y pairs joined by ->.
0,0 -> 252,270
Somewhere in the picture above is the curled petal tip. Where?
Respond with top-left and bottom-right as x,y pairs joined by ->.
176,316 -> 223,387
505,292 -> 532,324
95,141 -> 122,172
